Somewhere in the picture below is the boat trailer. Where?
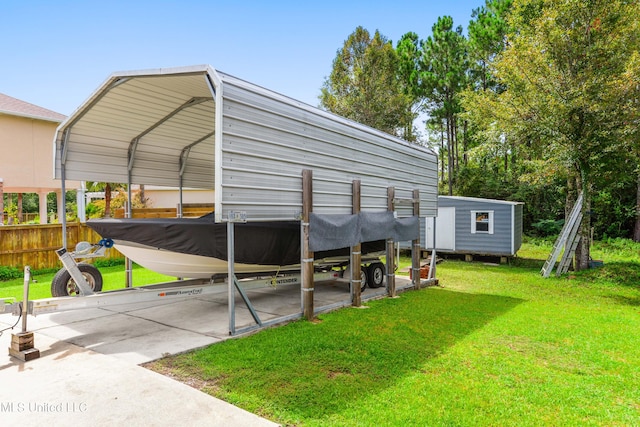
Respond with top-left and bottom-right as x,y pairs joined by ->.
1,239 -> 397,359
1,241 -> 351,314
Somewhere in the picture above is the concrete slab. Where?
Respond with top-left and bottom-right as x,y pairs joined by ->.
0,333 -> 277,426
0,277 -> 410,425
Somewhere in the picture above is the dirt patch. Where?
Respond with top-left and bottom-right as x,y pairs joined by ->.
143,359 -> 222,394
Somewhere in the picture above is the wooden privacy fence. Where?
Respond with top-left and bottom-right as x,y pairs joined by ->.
0,205 -> 214,270
0,223 -> 123,270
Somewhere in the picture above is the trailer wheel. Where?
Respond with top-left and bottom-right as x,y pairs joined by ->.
51,264 -> 103,297
345,266 -> 367,293
367,262 -> 385,288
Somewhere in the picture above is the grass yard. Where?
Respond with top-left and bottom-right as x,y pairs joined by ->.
1,238 -> 638,425
0,263 -> 174,301
145,238 -> 640,426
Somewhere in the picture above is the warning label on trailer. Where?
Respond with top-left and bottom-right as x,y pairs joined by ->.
158,289 -> 204,297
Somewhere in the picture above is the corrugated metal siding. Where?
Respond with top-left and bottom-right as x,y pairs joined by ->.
438,197 -> 514,256
54,66 -> 438,223
217,73 -> 437,221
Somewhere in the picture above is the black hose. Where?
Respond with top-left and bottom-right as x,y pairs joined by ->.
0,303 -> 23,337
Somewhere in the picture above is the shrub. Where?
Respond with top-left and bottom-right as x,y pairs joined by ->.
0,266 -> 22,281
530,219 -> 564,237
94,258 -> 125,268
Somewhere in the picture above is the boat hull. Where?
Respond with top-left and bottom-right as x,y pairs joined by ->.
113,240 -> 299,279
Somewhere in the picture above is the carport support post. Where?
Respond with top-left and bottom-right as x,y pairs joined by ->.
386,187 -> 396,297
227,220 -> 236,335
125,184 -> 133,288
351,180 -> 362,307
412,189 -> 421,290
60,168 -> 67,249
301,170 -> 314,321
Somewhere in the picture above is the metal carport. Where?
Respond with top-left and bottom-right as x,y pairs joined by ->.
52,65 -> 439,335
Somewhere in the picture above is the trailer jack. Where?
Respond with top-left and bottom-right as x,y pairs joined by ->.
51,240 -> 112,297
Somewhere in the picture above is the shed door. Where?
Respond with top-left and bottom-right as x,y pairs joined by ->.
425,207 -> 455,251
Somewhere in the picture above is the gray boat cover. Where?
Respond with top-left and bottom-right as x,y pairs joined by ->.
87,212 -> 413,266
309,212 -> 419,252
88,216 -> 302,265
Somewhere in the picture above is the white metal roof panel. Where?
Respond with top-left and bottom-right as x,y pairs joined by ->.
54,65 -> 438,222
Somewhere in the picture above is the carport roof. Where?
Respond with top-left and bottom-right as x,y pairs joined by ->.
54,65 -> 222,189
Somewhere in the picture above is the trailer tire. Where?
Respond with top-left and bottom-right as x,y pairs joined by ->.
51,263 -> 103,297
345,266 -> 367,293
367,262 -> 385,288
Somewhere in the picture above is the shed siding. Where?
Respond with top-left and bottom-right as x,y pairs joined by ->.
513,203 -> 523,253
439,197 -> 514,256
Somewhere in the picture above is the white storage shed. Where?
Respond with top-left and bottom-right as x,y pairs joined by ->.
426,196 -> 524,261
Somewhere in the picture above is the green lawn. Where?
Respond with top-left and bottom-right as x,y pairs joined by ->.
0,263 -> 174,301
146,238 -> 640,426
2,239 -> 639,425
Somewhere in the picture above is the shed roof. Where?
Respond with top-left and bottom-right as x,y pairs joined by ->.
439,195 -> 524,206
0,92 -> 66,122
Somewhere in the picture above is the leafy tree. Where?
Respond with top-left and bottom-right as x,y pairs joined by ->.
466,0 -> 640,268
467,0 -> 513,92
619,51 -> 640,241
86,182 -> 126,218
463,0 -> 515,184
396,32 -> 425,142
320,27 -> 413,139
420,16 -> 468,195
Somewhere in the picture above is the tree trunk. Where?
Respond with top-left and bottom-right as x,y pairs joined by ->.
139,184 -> 147,207
447,117 -> 453,196
463,120 -> 468,167
565,178 -> 576,219
17,193 -> 23,223
576,194 -> 591,271
440,122 -> 445,183
104,183 -> 112,218
634,171 -> 640,242
575,177 -> 591,271
453,115 -> 459,176
567,180 -> 579,271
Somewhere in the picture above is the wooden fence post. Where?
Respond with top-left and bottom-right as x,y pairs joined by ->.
351,180 -> 362,307
302,170 -> 314,320
412,189 -> 421,290
386,187 -> 396,297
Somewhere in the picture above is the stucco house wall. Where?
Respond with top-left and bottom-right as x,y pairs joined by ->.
0,93 -> 79,223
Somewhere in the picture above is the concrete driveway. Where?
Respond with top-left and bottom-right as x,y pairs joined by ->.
0,279 -> 397,426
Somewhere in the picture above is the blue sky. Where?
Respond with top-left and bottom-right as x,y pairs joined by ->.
3,0 -> 482,116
